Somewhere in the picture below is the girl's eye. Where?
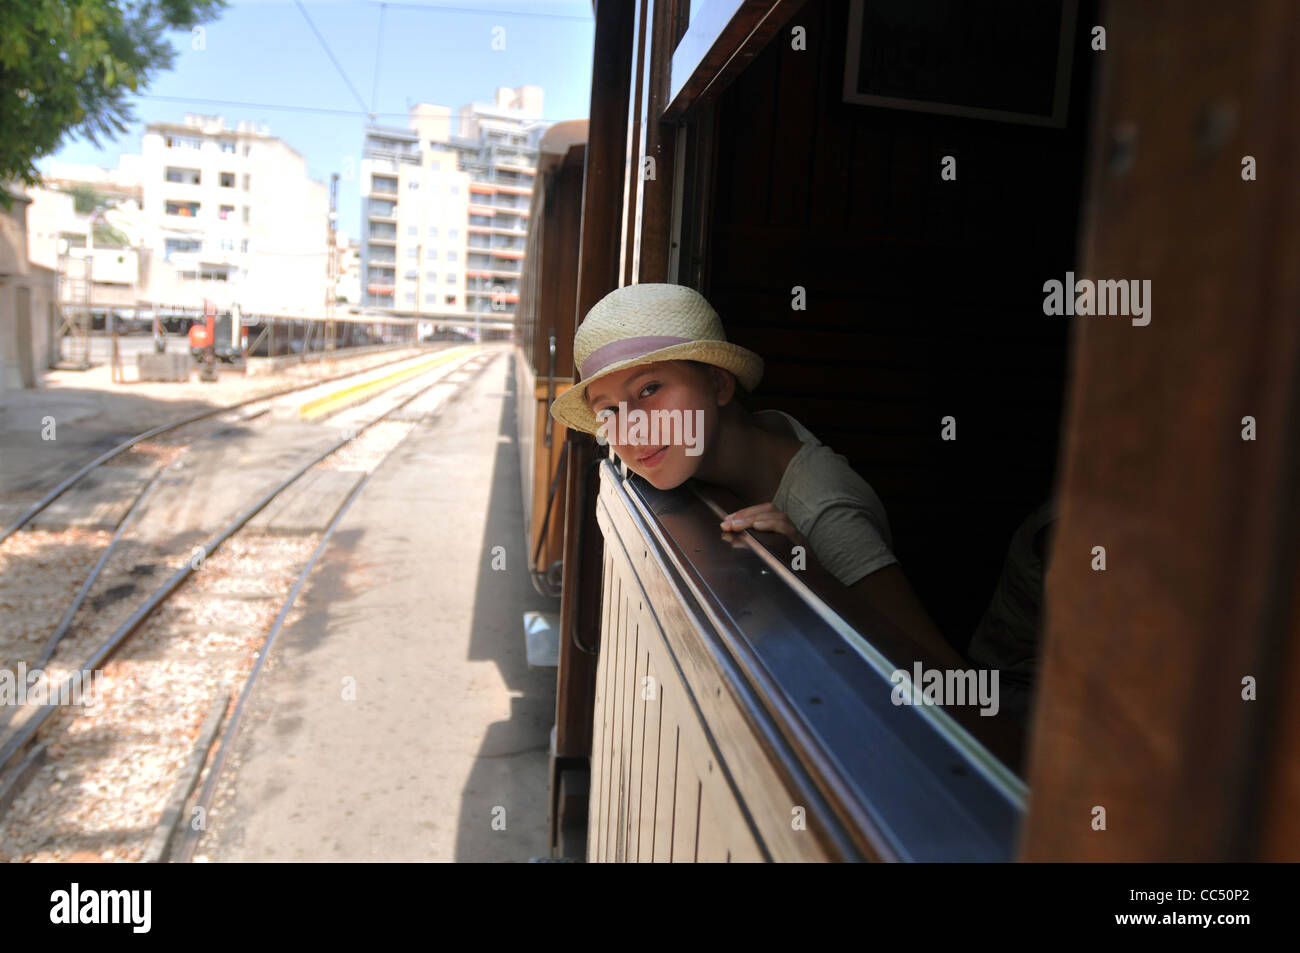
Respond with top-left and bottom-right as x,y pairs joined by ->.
638,382 -> 659,399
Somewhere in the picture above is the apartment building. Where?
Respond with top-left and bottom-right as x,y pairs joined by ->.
360,105 -> 471,315
456,87 -> 546,320
359,87 -> 546,325
138,114 -> 329,316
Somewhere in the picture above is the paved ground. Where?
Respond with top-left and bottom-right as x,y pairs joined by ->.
210,350 -> 560,862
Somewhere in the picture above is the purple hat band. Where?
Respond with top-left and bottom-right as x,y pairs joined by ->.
579,335 -> 693,381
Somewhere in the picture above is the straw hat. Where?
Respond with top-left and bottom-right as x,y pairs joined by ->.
549,283 -> 763,435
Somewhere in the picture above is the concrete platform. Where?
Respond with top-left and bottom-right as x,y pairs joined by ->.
127,424 -> 343,546
245,469 -> 366,536
211,348 -> 560,862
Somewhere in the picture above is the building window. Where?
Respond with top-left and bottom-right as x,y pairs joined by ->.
165,200 -> 200,217
445,295 -> 457,305
425,293 -> 438,304
407,225 -> 418,235
219,140 -> 236,154
408,180 -> 419,190
426,271 -> 437,281
242,206 -> 250,223
164,238 -> 201,260
220,238 -> 234,251
165,134 -> 202,150
428,226 -> 438,237
405,292 -> 416,303
242,173 -> 251,191
405,269 -> 418,280
446,274 -> 455,284
406,247 -> 417,258
243,144 -> 251,157
449,185 -> 459,195
219,205 -> 235,220
241,239 -> 249,253
165,166 -> 201,185
448,228 -> 458,239
220,171 -> 235,188
60,232 -> 88,249
446,251 -> 457,262
426,249 -> 437,260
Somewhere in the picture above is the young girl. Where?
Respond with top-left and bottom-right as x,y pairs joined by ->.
549,283 -> 962,670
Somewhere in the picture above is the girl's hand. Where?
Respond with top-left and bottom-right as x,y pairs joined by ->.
720,503 -> 809,548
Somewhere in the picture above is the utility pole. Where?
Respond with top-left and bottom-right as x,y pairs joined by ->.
325,172 -> 340,352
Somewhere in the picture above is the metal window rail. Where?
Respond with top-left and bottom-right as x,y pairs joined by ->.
601,460 -> 1026,861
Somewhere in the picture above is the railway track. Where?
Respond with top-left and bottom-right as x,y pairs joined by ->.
0,347 -> 498,861
4,346 -> 474,677
0,344 -> 446,547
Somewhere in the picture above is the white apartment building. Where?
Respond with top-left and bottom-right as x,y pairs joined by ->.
360,106 -> 471,315
456,87 -> 546,321
138,114 -> 329,316
359,87 -> 546,326
26,117 -> 331,320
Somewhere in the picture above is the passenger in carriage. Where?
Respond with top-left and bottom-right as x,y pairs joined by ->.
549,283 -> 965,670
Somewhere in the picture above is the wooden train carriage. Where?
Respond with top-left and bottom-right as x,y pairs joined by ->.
515,120 -> 588,596
530,0 -> 1300,861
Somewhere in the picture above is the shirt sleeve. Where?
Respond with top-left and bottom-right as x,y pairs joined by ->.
803,501 -> 899,587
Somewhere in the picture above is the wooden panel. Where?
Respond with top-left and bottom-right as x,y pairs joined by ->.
555,435 -> 600,764
670,761 -> 701,861
620,0 -> 650,287
576,0 -> 635,319
603,571 -> 626,860
588,468 -> 831,862
633,0 -> 678,282
585,545 -> 615,859
637,651 -> 665,860
624,640 -> 650,859
695,795 -> 730,862
652,702 -> 680,861
614,590 -> 640,860
1021,0 -> 1300,861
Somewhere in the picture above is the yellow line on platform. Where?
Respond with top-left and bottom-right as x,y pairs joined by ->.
298,346 -> 475,420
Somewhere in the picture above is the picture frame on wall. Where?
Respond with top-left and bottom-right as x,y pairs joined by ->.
842,0 -> 1079,128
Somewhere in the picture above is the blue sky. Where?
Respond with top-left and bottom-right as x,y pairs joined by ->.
39,0 -> 595,237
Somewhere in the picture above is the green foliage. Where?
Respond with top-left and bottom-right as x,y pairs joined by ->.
92,220 -> 128,246
0,0 -> 225,208
62,182 -> 106,214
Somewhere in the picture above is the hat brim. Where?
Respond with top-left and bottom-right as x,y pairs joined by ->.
549,340 -> 763,436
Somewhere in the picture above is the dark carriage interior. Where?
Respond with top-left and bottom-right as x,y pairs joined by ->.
690,0 -> 1097,663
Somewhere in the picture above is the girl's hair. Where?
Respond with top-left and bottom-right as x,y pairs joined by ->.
686,359 -> 752,410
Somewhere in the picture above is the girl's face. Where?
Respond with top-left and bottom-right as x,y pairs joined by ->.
585,360 -> 730,489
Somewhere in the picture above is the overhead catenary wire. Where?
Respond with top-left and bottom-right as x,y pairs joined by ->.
369,1 -> 388,122
294,0 -> 372,114
139,93 -> 581,124
361,1 -> 591,22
